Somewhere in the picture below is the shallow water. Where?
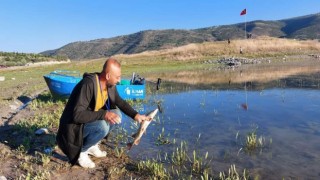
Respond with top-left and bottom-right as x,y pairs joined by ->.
121,62 -> 320,179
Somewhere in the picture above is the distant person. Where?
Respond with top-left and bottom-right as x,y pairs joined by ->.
56,58 -> 150,168
240,46 -> 243,54
156,78 -> 162,90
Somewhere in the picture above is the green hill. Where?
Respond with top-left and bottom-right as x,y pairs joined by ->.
41,13 -> 320,60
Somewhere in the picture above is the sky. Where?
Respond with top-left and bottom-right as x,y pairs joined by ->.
0,0 -> 319,53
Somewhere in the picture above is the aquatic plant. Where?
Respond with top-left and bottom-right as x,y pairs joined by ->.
111,126 -> 129,146
137,159 -> 169,179
155,127 -> 171,146
201,170 -> 213,180
219,164 -> 249,180
171,141 -> 189,166
191,150 -> 212,176
246,130 -> 258,151
236,127 -> 272,154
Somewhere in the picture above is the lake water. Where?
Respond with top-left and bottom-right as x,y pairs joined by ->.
121,60 -> 320,179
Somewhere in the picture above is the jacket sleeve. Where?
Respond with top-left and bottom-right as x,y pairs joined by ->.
72,78 -> 106,124
114,87 -> 138,119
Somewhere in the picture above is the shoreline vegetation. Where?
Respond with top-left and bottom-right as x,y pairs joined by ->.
0,51 -> 68,67
1,37 -> 320,179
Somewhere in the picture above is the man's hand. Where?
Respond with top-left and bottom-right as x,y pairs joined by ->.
134,114 -> 151,123
104,111 -> 121,125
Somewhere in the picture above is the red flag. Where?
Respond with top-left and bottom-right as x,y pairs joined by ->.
240,9 -> 246,16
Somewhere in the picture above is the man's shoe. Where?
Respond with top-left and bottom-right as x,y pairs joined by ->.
78,152 -> 95,168
87,144 -> 107,158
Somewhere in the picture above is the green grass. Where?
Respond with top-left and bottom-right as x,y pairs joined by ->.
0,57 -> 206,104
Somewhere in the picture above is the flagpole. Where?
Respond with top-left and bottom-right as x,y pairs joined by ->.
240,8 -> 247,39
245,13 -> 247,39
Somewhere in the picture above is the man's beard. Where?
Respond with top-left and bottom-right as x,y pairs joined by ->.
107,82 -> 114,88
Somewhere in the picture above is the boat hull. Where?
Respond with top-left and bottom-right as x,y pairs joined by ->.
44,71 -> 145,100
43,74 -> 82,99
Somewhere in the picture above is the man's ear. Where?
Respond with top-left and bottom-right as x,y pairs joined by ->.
106,73 -> 110,80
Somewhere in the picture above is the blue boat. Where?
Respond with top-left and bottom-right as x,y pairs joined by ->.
43,70 -> 82,99
44,70 -> 146,100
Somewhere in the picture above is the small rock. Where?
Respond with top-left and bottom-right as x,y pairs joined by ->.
9,105 -> 17,110
35,128 -> 49,135
0,76 -> 5,81
11,77 -> 15,80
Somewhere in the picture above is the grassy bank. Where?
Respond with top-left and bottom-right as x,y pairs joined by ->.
0,58 -> 204,103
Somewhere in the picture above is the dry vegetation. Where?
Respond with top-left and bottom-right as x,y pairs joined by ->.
146,59 -> 320,85
115,37 -> 320,61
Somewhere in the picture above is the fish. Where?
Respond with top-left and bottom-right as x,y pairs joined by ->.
127,108 -> 159,150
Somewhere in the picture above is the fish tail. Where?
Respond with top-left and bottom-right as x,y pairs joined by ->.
132,133 -> 138,138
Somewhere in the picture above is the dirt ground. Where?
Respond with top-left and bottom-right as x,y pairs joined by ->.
0,96 -> 147,180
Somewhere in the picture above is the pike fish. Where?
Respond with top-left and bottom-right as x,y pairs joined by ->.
127,108 -> 159,150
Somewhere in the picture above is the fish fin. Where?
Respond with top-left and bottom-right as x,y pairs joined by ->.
127,142 -> 133,150
131,133 -> 138,138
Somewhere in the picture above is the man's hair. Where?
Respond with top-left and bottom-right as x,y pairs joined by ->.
102,58 -> 121,73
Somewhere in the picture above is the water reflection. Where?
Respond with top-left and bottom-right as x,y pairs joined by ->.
146,59 -> 320,90
123,60 -> 320,179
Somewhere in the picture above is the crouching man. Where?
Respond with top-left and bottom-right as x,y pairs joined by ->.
56,58 -> 149,168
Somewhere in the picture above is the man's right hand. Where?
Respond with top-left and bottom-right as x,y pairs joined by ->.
134,114 -> 151,123
104,111 -> 121,125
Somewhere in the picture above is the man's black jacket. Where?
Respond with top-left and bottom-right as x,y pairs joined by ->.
56,73 -> 138,165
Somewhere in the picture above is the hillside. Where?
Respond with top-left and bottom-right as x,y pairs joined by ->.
41,13 -> 320,60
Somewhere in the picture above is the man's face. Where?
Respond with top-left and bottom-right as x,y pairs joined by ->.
106,64 -> 121,86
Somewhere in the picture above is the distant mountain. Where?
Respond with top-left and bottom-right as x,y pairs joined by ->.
41,13 -> 320,60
